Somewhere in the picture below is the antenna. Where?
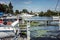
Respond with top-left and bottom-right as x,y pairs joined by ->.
55,0 -> 59,11
10,0 -> 11,2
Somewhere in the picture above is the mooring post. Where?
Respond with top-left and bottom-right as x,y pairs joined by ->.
59,16 -> 60,30
27,21 -> 30,40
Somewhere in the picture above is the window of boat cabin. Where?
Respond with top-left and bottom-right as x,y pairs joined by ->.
0,19 -> 3,24
3,19 -> 17,25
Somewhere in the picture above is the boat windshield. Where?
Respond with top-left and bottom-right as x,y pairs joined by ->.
0,25 -> 12,27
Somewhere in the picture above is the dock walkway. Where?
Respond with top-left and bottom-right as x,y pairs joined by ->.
0,36 -> 27,40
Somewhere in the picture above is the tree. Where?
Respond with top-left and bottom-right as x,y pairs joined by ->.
39,10 -> 59,16
9,2 -> 13,9
20,11 -> 22,14
8,2 -> 13,14
44,10 -> 52,16
30,11 -> 33,15
22,9 -> 29,13
39,11 -> 44,16
0,2 -> 14,14
0,4 -> 3,12
0,4 -> 8,13
15,10 -> 20,15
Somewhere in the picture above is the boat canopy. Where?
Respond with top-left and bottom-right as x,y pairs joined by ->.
24,16 -> 53,21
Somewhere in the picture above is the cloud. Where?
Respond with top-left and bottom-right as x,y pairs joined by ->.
24,1 -> 32,4
0,1 -> 7,4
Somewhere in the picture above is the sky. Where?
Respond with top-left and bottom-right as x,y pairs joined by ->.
0,0 -> 60,12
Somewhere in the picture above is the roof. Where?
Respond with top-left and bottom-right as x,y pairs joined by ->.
20,13 -> 34,17
0,16 -> 22,19
24,16 -> 53,21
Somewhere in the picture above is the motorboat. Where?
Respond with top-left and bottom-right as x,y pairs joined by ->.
0,19 -> 20,38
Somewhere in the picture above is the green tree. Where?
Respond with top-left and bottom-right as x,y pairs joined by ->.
30,11 -> 33,15
9,2 -> 13,9
20,11 -> 23,14
44,10 -> 52,16
15,10 -> 20,15
44,10 -> 57,16
39,10 -> 59,16
22,9 -> 29,13
39,11 -> 44,16
0,4 -> 8,13
0,4 -> 4,12
8,2 -> 13,14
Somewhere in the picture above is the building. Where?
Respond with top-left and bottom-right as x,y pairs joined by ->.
18,13 -> 34,18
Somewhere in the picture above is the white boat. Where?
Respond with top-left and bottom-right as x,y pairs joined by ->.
0,20 -> 20,38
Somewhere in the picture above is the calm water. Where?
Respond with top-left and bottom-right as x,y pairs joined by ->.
30,26 -> 59,37
30,26 -> 59,31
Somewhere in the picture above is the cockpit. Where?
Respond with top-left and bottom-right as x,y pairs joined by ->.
0,19 -> 17,25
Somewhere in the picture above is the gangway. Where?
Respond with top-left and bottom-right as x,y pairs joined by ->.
24,16 -> 60,40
